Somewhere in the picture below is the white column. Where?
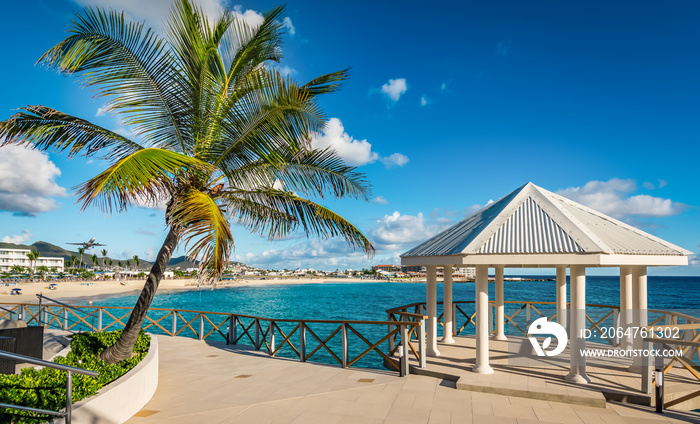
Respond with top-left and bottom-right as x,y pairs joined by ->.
633,266 -> 652,392
556,266 -> 567,331
620,266 -> 633,351
442,266 -> 455,344
473,265 -> 493,374
566,265 -> 590,383
494,266 -> 506,341
631,266 -> 648,352
426,265 -> 440,357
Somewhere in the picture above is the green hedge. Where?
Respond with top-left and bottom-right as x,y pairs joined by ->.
0,331 -> 150,423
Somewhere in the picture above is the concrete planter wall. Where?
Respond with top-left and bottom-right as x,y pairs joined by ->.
54,336 -> 159,424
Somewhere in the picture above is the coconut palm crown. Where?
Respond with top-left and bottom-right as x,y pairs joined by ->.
0,1 -> 374,363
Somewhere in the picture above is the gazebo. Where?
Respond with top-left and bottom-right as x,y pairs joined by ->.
400,182 -> 691,384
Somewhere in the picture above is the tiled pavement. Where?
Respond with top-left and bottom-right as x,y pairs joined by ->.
126,336 -> 700,423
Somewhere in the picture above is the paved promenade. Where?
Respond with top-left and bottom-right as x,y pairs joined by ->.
126,336 -> 700,424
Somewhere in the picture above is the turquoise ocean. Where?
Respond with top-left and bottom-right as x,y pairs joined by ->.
76,276 -> 700,369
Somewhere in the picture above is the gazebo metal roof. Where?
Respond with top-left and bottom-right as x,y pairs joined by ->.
401,182 -> 691,267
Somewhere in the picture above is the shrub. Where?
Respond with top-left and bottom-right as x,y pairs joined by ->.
0,331 -> 150,423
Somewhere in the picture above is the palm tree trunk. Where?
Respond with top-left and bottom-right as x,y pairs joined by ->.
100,226 -> 180,363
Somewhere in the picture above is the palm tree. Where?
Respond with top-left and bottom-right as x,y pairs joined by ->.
133,255 -> 140,273
0,1 -> 373,363
70,255 -> 79,274
77,247 -> 85,270
101,249 -> 108,269
25,250 -> 41,281
91,254 -> 99,270
36,266 -> 50,281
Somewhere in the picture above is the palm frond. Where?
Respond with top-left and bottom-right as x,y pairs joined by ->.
223,6 -> 285,90
170,187 -> 233,280
76,148 -> 212,213
39,6 -> 190,152
211,69 -> 329,171
227,147 -> 371,200
0,105 -> 143,159
300,69 -> 351,96
224,188 -> 375,255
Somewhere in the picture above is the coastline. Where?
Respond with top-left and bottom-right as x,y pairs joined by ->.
0,277 -> 387,304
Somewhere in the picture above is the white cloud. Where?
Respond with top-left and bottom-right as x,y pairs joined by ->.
557,178 -> 685,218
282,17 -> 295,35
496,41 -> 512,57
311,118 -> 378,166
73,0 -> 228,29
2,229 -> 33,244
643,179 -> 668,190
420,96 -> 429,106
274,64 -> 297,76
239,238 -> 369,271
372,196 -> 389,205
381,78 -> 407,102
311,119 -> 408,169
144,247 -> 156,262
0,145 -> 68,216
380,153 -> 409,168
691,244 -> 700,266
232,5 -> 264,28
96,106 -> 109,117
369,211 -> 452,250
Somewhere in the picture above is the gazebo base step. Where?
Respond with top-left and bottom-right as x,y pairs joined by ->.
455,375 -> 607,408
384,356 -> 606,408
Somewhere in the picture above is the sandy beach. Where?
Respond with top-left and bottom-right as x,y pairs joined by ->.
0,277 -> 386,304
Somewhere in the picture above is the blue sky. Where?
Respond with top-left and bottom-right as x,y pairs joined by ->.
1,0 -> 699,275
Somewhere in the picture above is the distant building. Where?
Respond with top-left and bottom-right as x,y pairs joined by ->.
0,248 -> 64,273
453,267 -> 476,278
401,265 -> 424,273
373,264 -> 398,272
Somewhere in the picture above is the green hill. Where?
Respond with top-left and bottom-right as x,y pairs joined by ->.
0,241 -> 218,270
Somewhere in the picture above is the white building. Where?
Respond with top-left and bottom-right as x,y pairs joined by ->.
0,248 -> 64,273
453,267 -> 476,278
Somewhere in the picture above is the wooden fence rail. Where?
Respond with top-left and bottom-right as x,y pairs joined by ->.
0,301 -> 423,377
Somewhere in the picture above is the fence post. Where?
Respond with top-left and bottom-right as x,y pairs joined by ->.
387,312 -> 395,353
654,341 -> 664,413
269,321 -> 275,356
199,314 -> 204,340
341,323 -> 348,368
400,324 -> 409,377
97,309 -> 103,332
171,311 -> 177,336
255,319 -> 261,350
452,303 -> 457,336
641,340 -> 652,394
63,307 -> 68,330
526,303 -> 531,328
18,305 -> 24,321
613,309 -> 620,347
228,315 -> 235,345
300,322 -> 306,362
38,297 -> 43,327
418,320 -> 426,368
66,371 -> 73,424
488,302 -> 494,334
